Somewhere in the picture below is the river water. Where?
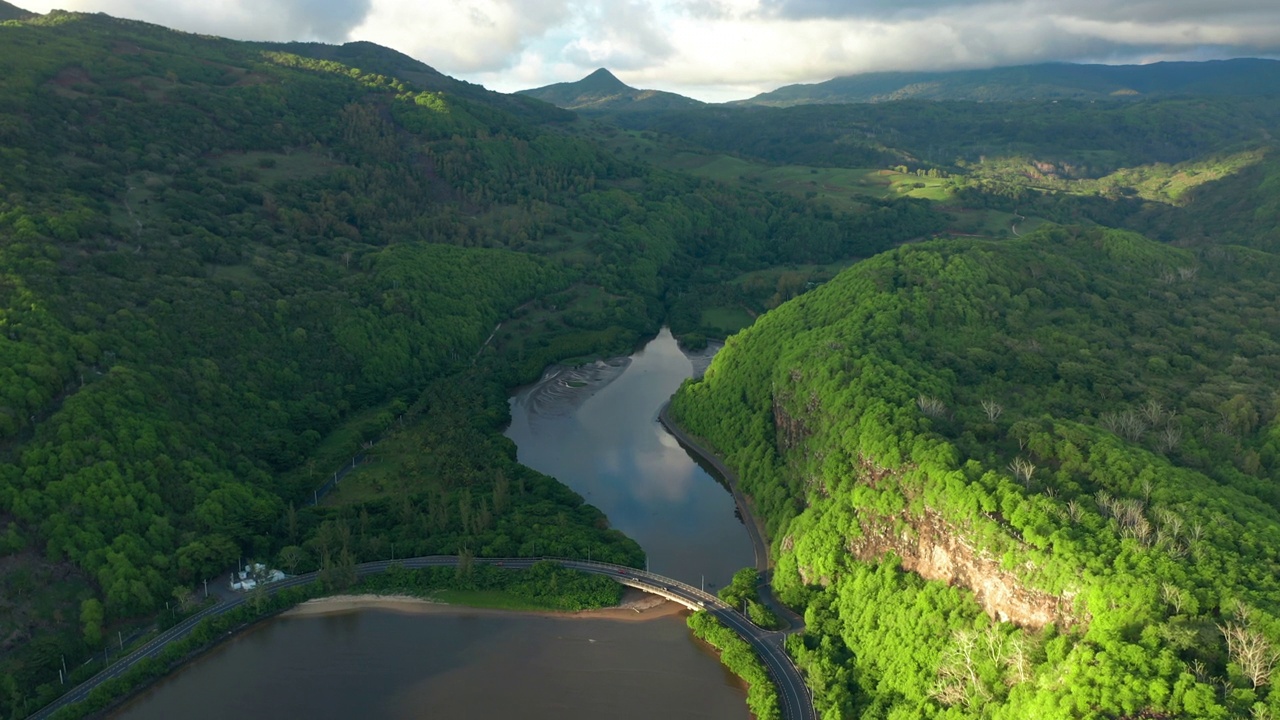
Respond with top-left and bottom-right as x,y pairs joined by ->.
505,327 -> 754,590
112,329 -> 753,720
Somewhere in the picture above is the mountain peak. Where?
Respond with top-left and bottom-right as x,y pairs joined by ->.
581,68 -> 628,90
519,68 -> 703,113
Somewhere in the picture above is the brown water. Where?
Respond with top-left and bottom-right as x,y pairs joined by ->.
111,609 -> 747,720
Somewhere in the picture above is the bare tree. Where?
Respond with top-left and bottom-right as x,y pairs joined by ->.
1155,508 -> 1183,539
1220,609 -> 1280,688
1161,583 -> 1186,614
917,394 -> 948,419
981,398 -> 1004,422
1188,521 -> 1206,544
1095,490 -> 1116,518
1008,457 -> 1036,487
932,629 -> 990,707
1065,500 -> 1083,524
982,625 -> 1006,663
1159,424 -> 1183,453
1119,410 -> 1148,442
1140,399 -> 1165,426
1003,633 -> 1032,686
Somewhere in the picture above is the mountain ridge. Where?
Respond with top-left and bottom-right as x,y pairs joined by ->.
741,58 -> 1280,105
0,0 -> 33,20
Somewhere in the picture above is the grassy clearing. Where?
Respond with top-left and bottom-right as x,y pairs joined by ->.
700,306 -> 755,336
279,401 -> 405,504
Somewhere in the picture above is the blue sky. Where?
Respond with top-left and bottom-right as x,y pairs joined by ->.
20,0 -> 1280,101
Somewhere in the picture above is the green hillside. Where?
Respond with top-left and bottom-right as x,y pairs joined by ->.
0,10 -> 953,715
672,226 -> 1280,718
742,59 -> 1280,106
0,1 -> 31,21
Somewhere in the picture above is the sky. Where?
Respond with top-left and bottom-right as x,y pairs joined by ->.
18,0 -> 1280,102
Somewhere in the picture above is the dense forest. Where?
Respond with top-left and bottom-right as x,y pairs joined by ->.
0,9 -> 950,715
671,226 -> 1280,718
6,4 -> 1280,720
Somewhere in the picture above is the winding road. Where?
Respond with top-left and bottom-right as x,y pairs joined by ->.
29,402 -> 817,720
29,556 -> 815,720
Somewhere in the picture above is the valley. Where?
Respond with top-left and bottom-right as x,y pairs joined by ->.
2,4 -> 1280,720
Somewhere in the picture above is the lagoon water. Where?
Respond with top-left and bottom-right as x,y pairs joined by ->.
112,329 -> 754,720
111,609 -> 748,720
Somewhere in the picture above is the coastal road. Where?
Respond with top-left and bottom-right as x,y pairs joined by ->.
29,556 -> 814,720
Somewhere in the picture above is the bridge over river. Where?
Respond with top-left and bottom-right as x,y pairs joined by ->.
29,556 -> 816,720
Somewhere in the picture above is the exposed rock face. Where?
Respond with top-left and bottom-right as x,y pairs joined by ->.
844,509 -> 1073,630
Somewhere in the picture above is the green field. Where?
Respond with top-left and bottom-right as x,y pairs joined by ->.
699,306 -> 755,336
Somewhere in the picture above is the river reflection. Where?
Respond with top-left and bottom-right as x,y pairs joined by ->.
506,328 -> 754,590
111,609 -> 749,720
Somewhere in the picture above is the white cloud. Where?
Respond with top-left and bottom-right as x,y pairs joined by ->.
23,0 -> 373,42
17,0 -> 1280,101
347,0 -> 572,73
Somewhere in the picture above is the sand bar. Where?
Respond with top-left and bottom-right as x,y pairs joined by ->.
283,588 -> 686,623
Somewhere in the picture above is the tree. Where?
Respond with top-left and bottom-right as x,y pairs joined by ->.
278,545 -> 306,574
80,598 -> 104,647
981,398 -> 1003,422
1220,608 -> 1280,689
172,585 -> 197,613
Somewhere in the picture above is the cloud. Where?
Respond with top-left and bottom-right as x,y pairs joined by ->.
347,0 -> 573,73
561,0 -> 674,70
24,0 -> 373,42
17,0 -> 1280,101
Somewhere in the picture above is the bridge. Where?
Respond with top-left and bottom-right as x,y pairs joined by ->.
28,556 -> 815,720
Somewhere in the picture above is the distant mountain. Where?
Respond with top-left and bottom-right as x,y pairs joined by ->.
0,1 -> 33,20
741,59 -> 1280,106
519,68 -> 704,112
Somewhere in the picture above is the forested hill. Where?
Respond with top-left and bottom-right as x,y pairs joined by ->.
672,226 -> 1280,718
519,68 -> 705,112
0,10 -> 944,714
0,1 -> 32,21
742,58 -> 1280,106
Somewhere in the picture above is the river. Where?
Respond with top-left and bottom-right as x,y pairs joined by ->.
112,329 -> 754,720
504,327 -> 754,590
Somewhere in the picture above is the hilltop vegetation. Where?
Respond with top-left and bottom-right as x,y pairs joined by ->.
672,226 -> 1280,718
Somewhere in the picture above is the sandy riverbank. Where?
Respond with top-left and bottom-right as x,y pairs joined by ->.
511,330 -> 723,422
283,588 -> 685,623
